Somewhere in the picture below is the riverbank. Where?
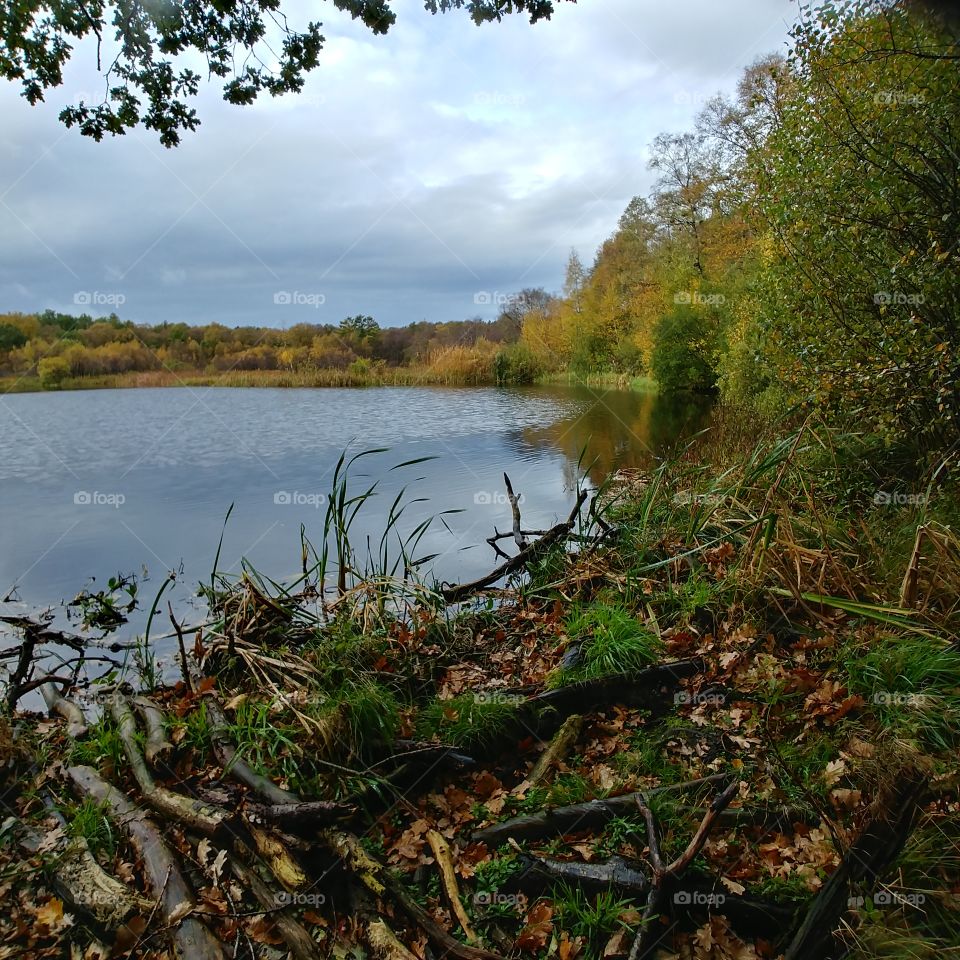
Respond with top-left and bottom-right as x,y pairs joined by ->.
3,420 -> 958,959
0,367 -> 661,394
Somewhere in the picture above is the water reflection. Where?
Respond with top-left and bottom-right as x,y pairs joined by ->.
511,386 -> 712,483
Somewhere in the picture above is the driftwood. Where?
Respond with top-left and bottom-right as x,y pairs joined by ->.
68,764 -> 225,960
16,815 -> 152,929
442,489 -> 589,603
473,774 -> 730,846
132,695 -> 174,764
504,473 -> 528,552
40,681 -> 88,738
783,766 -> 928,960
527,714 -> 583,786
110,694 -> 228,837
229,854 -> 322,960
321,828 -> 504,960
427,829 -> 477,942
4,625 -> 40,710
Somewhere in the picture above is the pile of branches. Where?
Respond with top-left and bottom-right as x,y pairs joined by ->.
1,473 -> 942,960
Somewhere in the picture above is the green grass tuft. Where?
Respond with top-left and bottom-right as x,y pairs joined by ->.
549,602 -> 663,687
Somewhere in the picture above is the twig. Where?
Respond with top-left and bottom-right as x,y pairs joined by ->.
427,829 -> 477,942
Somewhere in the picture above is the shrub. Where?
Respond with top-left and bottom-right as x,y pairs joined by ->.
37,355 -> 70,389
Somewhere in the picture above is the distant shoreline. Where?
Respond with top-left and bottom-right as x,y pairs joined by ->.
0,369 -> 658,395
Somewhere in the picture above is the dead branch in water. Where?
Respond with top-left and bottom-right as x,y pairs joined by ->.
442,488 -> 589,603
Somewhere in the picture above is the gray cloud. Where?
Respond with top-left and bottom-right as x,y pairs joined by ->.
0,0 -> 794,328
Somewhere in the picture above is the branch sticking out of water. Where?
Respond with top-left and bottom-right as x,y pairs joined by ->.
441,488 -> 589,604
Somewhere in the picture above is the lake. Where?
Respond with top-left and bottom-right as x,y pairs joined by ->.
0,384 -> 709,660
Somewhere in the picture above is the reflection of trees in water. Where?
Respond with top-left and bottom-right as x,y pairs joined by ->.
516,387 -> 713,484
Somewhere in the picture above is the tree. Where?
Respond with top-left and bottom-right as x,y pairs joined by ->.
1,0 -> 573,146
339,315 -> 380,343
562,249 -> 586,314
0,323 -> 27,351
37,355 -> 70,389
651,304 -> 719,395
758,0 -> 959,451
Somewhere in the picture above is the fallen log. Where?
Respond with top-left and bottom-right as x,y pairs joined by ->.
368,919 -> 421,960
378,740 -> 477,771
503,853 -> 797,942
783,766 -> 927,960
67,764 -> 225,960
427,829 -> 477,942
201,687 -> 300,805
473,774 -> 730,846
132,695 -> 175,764
110,694 -> 228,837
40,681 -> 87,738
525,658 -> 705,718
16,816 -> 152,930
508,853 -> 650,898
111,693 -> 310,897
243,798 -> 356,833
466,658 -> 709,758
229,854 -> 322,960
527,714 -> 583,786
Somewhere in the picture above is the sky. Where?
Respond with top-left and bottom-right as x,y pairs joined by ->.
0,0 -> 796,330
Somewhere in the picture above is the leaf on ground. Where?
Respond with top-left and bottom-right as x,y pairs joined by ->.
516,901 -> 554,952
692,915 -> 763,959
34,897 -> 72,934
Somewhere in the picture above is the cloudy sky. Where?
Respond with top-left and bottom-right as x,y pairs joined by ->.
0,0 -> 796,329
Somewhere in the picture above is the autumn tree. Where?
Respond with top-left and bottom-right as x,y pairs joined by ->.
758,0 -> 960,450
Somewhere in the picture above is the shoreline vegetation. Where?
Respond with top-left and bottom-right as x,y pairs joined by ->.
3,418 -> 958,959
0,366 -> 658,395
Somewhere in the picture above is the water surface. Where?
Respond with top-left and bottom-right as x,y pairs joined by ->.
0,384 -> 709,663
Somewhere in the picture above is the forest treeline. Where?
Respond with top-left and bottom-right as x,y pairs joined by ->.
1,0 -> 956,455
